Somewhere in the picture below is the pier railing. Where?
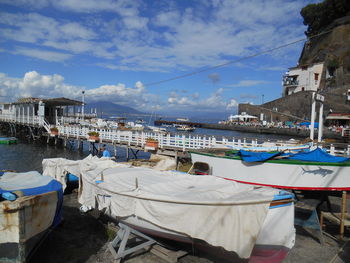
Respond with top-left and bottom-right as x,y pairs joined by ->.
57,125 -> 350,155
1,114 -> 349,155
0,113 -> 45,126
58,125 -> 217,150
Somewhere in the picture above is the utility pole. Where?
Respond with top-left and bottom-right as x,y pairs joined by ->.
316,93 -> 325,142
82,90 -> 85,120
310,92 -> 316,140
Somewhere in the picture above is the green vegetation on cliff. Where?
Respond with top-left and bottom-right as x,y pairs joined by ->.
301,0 -> 350,36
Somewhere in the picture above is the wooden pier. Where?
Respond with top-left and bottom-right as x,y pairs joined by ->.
1,96 -> 350,159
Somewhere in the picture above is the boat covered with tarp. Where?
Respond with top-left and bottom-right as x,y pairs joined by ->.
43,156 -> 295,262
0,171 -> 63,263
190,147 -> 350,191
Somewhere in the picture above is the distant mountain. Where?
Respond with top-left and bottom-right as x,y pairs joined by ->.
85,101 -> 143,116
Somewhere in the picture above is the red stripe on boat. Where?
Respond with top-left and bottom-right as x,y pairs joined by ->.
222,177 -> 350,191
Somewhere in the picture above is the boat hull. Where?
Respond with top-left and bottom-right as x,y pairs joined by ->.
0,191 -> 58,263
190,152 -> 350,191
112,200 -> 295,263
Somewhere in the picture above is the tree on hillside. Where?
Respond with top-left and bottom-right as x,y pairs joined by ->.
301,0 -> 350,36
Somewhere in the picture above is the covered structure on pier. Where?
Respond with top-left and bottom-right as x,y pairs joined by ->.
0,97 -> 86,125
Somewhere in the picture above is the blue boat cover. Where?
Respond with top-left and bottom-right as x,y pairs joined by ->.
0,171 -> 63,227
286,147 -> 350,163
238,148 -> 350,163
238,150 -> 281,162
299,122 -> 319,128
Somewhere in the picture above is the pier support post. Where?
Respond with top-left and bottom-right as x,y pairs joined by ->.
175,151 -> 179,170
114,143 -> 117,158
126,146 -> 129,161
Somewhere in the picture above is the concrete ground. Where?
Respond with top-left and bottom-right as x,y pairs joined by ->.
29,192 -> 350,263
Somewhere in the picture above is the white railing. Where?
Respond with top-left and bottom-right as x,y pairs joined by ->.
58,125 -> 217,150
0,114 -> 84,127
57,124 -> 350,154
2,113 -> 349,154
0,113 -> 44,126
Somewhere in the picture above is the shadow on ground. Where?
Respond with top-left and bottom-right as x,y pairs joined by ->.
28,194 -> 108,263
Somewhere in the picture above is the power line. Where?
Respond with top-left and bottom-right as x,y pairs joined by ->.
144,29 -> 334,87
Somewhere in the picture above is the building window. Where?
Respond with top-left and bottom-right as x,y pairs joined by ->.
314,73 -> 319,80
301,87 -> 305,91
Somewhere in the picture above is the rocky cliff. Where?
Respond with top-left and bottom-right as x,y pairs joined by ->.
239,15 -> 350,121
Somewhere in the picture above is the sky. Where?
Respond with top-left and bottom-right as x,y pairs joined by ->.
0,0 -> 319,116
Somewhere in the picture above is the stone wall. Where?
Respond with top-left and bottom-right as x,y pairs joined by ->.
239,86 -> 350,122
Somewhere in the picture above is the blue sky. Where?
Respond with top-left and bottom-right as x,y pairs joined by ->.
0,0 -> 318,115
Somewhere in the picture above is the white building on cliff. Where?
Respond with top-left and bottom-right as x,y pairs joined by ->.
282,62 -> 324,96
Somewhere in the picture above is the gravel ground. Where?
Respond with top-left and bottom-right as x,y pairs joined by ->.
28,192 -> 350,263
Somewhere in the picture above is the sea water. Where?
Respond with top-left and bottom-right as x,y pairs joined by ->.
0,135 -> 152,172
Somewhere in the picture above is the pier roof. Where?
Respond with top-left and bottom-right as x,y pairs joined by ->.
13,97 -> 82,106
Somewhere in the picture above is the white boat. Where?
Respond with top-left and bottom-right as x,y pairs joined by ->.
176,117 -> 189,122
190,148 -> 350,191
135,119 -> 146,124
212,139 -> 312,152
146,125 -> 167,133
71,162 -> 295,262
176,125 -> 195,132
0,171 -> 63,263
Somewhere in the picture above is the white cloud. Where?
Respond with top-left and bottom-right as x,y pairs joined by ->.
227,80 -> 270,88
14,47 -> 72,62
0,12 -> 108,60
0,71 -> 241,112
1,0 -> 140,14
0,1 -> 307,70
166,88 -> 238,112
226,99 -> 239,109
0,71 -> 148,105
0,71 -> 82,99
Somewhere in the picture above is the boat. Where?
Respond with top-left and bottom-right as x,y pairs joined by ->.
146,125 -> 167,133
58,159 -> 294,262
176,125 -> 195,132
190,147 -> 350,191
0,137 -> 17,144
135,119 -> 146,124
0,171 -> 63,263
42,155 -> 121,191
213,140 -> 314,152
176,117 -> 189,122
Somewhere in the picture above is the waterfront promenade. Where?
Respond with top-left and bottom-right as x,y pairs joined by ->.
155,120 -> 346,140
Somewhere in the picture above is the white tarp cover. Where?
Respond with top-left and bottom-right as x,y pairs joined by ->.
0,171 -> 52,191
76,163 -> 279,259
42,155 -> 125,190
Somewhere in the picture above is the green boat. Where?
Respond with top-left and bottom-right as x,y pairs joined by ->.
0,137 -> 17,144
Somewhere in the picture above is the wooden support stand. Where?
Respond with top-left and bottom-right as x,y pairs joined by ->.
108,223 -> 187,263
320,191 -> 350,240
150,244 -> 188,263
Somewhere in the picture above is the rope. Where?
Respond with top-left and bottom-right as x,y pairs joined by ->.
83,175 -> 276,206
